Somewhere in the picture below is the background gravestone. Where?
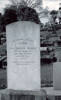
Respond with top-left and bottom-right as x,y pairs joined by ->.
53,62 -> 61,90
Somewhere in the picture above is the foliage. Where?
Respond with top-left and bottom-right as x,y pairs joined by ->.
4,5 -> 40,25
0,13 -> 5,33
0,0 -> 42,32
50,10 -> 58,23
4,7 -> 18,25
10,0 -> 42,17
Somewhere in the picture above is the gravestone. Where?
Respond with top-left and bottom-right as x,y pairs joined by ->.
53,62 -> 61,90
4,7 -> 47,100
55,48 -> 61,62
6,21 -> 41,90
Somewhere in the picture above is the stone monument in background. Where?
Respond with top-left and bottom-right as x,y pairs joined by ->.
53,47 -> 61,90
53,62 -> 61,90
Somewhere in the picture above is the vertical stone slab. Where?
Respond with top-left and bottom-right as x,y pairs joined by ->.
6,21 -> 41,90
47,96 -> 55,100
53,62 -> 61,90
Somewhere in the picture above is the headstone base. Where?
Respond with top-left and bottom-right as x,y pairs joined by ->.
0,89 -> 46,100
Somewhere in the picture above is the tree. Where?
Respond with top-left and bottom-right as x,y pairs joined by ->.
4,7 -> 18,25
9,0 -> 42,12
17,7 -> 40,24
0,13 -> 5,33
50,10 -> 58,34
4,5 -> 40,25
50,10 -> 58,24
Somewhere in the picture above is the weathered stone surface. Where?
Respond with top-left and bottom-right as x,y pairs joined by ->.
6,21 -> 41,90
53,62 -> 61,90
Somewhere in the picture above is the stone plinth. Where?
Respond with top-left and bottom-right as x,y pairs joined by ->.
0,89 -> 46,100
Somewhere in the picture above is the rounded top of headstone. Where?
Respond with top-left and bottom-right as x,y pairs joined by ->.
4,6 -> 40,25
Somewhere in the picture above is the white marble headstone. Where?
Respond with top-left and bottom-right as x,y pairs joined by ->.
53,62 -> 61,90
6,21 -> 41,90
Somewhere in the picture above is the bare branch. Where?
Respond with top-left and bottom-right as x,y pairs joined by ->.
10,0 -> 18,5
31,2 -> 41,8
27,0 -> 33,7
10,0 -> 42,11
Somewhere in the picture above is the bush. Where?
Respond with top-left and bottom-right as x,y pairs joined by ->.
4,5 -> 40,25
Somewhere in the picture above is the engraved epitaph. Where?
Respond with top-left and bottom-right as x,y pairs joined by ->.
6,21 -> 41,90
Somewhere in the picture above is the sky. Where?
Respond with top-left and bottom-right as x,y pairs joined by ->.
0,0 -> 60,13
0,0 -> 11,8
0,0 -> 11,13
43,0 -> 60,10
